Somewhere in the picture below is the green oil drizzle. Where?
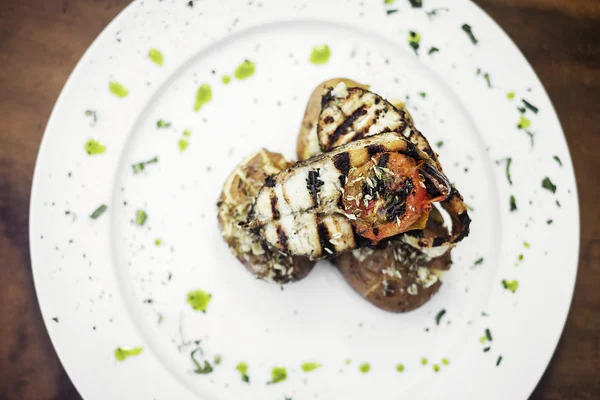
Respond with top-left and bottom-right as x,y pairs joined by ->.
301,362 -> 322,372
222,75 -> 232,84
186,289 -> 211,312
236,361 -> 250,383
310,45 -> 331,65
178,138 -> 189,152
396,363 -> 405,372
359,363 -> 370,373
90,204 -> 108,219
234,60 -> 256,80
194,84 -> 212,111
517,115 -> 531,130
502,279 -> 519,293
421,357 -> 428,365
408,31 -> 421,54
84,139 -> 106,155
441,358 -> 450,366
148,48 -> 164,66
109,81 -> 129,98
155,238 -> 162,246
114,346 -> 143,361
507,91 -> 515,100
135,210 -> 147,226
183,129 -> 192,137
268,366 -> 287,384
433,364 -> 440,372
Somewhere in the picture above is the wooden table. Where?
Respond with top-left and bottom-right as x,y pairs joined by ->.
0,0 -> 598,398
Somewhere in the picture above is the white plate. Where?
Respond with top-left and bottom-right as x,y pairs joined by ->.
30,1 -> 579,399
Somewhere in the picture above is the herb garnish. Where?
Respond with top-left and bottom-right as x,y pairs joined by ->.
408,31 -> 421,54
301,362 -> 322,372
359,363 -> 371,373
84,139 -> 106,155
428,47 -> 439,55
236,362 -> 250,382
436,140 -> 443,147
546,219 -> 553,225
109,81 -> 129,98
386,9 -> 398,15
496,355 -> 503,366
522,99 -> 538,114
485,328 -> 493,341
186,289 -> 212,312
90,204 -> 108,219
114,346 -> 143,361
441,358 -> 450,366
500,157 -> 513,185
502,279 -> 519,293
509,195 -> 517,211
157,120 -> 171,128
396,363 -> 405,372
408,0 -> 422,8
483,347 -> 490,352
85,110 -> 97,126
553,155 -> 562,166
461,24 -> 478,44
525,130 -> 535,147
421,358 -> 428,365
268,366 -> 287,384
419,92 -> 426,98
474,257 -> 484,265
507,92 -> 515,100
435,309 -> 446,325
433,364 -> 440,372
178,138 -> 189,152
214,354 -> 222,365
234,60 -> 256,79
191,348 -> 213,374
542,177 -> 557,193
135,210 -> 147,226
194,83 -> 212,111
517,115 -> 531,130
148,48 -> 164,66
132,156 -> 158,174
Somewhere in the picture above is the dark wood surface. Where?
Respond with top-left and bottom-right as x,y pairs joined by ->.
0,0 -> 598,399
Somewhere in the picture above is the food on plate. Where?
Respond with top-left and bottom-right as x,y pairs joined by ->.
217,149 -> 314,283
247,132 -> 452,259
335,207 -> 451,312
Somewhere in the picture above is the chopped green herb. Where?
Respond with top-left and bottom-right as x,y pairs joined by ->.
461,24 -> 478,44
428,47 -> 439,55
90,204 -> 108,219
465,203 -> 474,211
84,139 -> 106,155
408,31 -> 421,54
480,336 -> 487,344
301,362 -> 322,372
517,115 -> 531,130
221,75 -> 231,84
194,83 -> 212,111
522,99 -> 539,114
109,81 -> 129,98
517,106 -> 526,114
502,279 -> 519,293
309,45 -> 331,65
474,257 -> 484,265
436,140 -> 444,148
419,92 -> 427,98
542,177 -> 557,193
408,0 -> 422,8
386,9 -> 398,15
509,195 -> 517,211
517,254 -> 524,262
433,364 -> 440,372
485,328 -> 493,341
425,8 -> 448,18
236,362 -> 250,383
553,156 -> 562,166
135,210 -> 147,226
556,199 -> 561,208
523,242 -> 530,248
155,238 -> 162,246
148,48 -> 164,66
483,347 -> 490,352
507,92 -> 515,100
268,366 -> 287,384
396,363 -> 405,372
359,363 -> 371,373
483,73 -> 492,88
178,138 -> 189,152
496,355 -> 503,366
421,357 -> 428,365
234,60 -> 256,79
525,130 -> 535,147
114,346 -> 143,361
441,358 -> 450,366
476,68 -> 481,76
435,309 -> 446,325
186,289 -> 211,312
157,120 -> 171,128
132,156 -> 158,174
503,157 -> 513,185
214,354 -> 222,365
547,219 -> 553,225
183,129 -> 192,137
191,349 -> 213,374
85,110 -> 97,126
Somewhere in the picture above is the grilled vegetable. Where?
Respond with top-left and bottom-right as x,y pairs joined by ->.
248,132 -> 451,259
217,149 -> 314,283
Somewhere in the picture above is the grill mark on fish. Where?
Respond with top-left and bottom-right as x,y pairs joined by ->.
276,225 -> 289,252
306,169 -> 324,207
338,174 -> 346,186
333,152 -> 351,176
331,106 -> 367,143
316,219 -> 334,257
270,194 -> 280,220
367,144 -> 385,157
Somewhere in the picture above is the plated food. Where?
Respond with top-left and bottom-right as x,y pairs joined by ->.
219,78 -> 471,311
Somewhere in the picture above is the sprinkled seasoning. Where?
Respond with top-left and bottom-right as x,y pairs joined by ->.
419,92 -> 427,98
268,366 -> 287,384
408,0 -> 422,8
359,363 -> 371,373
236,362 -> 250,382
461,24 -> 478,44
522,99 -> 539,114
503,157 -> 513,185
301,362 -> 322,372
542,177 -> 557,193
148,48 -> 164,66
84,139 -> 106,155
509,195 -> 517,212
191,349 -> 213,374
523,242 -> 530,248
309,45 -> 331,65
386,9 -> 398,15
502,279 -> 519,293
546,219 -> 553,225
428,47 -> 439,55
109,81 -> 129,98
234,60 -> 256,79
186,289 -> 211,312
553,156 -> 562,166
132,156 -> 158,174
496,355 -> 503,366
135,210 -> 147,226
408,31 -> 421,54
114,346 -> 143,361
474,257 -> 484,265
435,309 -> 446,325
345,359 -> 351,365
384,0 -> 395,4
485,328 -> 493,342
436,140 -> 443,147
90,204 -> 108,219
157,120 -> 171,128
194,84 -> 212,111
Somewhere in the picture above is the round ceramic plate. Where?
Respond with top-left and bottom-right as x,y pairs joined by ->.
30,0 -> 579,399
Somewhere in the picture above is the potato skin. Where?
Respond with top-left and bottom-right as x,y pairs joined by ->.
217,149 -> 315,283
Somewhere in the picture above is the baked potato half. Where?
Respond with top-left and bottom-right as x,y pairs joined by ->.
217,149 -> 315,283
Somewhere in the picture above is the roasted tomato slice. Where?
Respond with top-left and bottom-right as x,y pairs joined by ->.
342,152 -> 437,242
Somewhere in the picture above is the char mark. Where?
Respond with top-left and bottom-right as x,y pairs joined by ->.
306,169 -> 324,207
433,237 -> 448,247
264,175 -> 276,187
331,106 -> 367,143
377,153 -> 390,168
324,115 -> 334,124
367,144 -> 385,157
276,225 -> 289,252
270,194 -> 280,220
458,211 -> 471,227
333,152 -> 351,176
316,220 -> 335,257
321,90 -> 334,108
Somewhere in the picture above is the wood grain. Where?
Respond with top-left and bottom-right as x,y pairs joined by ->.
0,0 -> 598,398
